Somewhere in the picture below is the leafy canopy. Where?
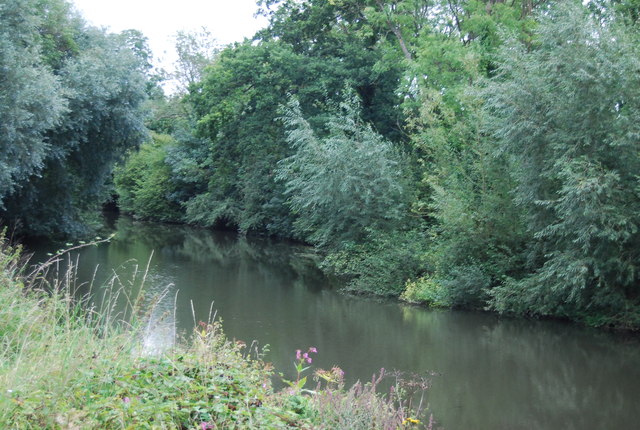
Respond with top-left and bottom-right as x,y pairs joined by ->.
277,94 -> 407,248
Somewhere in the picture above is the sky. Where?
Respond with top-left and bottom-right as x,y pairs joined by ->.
71,0 -> 269,88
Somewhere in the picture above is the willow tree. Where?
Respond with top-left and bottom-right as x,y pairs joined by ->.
0,0 -> 149,238
484,1 -> 640,326
277,95 -> 407,248
0,0 -> 67,204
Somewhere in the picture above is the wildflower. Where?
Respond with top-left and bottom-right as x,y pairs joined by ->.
402,417 -> 421,425
123,397 -> 130,404
296,349 -> 302,360
309,347 -> 317,353
198,321 -> 208,337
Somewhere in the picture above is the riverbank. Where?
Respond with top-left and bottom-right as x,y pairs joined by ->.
107,211 -> 640,332
0,237 -> 429,429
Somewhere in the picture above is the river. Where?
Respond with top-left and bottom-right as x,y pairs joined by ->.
31,216 -> 640,429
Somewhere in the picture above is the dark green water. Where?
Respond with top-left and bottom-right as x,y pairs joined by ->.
32,216 -> 640,429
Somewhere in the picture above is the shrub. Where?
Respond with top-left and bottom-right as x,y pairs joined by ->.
401,276 -> 448,308
322,229 -> 429,297
114,133 -> 184,222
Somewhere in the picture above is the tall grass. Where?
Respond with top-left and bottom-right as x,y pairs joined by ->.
0,235 -> 434,429
0,237 -> 149,428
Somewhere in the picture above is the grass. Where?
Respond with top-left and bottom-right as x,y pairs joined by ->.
0,235 -> 433,429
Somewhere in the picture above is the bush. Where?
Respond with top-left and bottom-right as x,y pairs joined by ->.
322,229 -> 429,297
114,133 -> 184,222
401,276 -> 448,308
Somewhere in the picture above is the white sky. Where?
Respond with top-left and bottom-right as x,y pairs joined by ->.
71,0 -> 268,89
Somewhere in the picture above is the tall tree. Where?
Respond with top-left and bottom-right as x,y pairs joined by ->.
484,1 -> 640,325
0,0 -> 149,238
173,27 -> 219,93
185,0 -> 406,235
0,0 -> 67,205
391,0 -> 545,306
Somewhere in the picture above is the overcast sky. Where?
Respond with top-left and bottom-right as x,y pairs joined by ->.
71,0 -> 268,79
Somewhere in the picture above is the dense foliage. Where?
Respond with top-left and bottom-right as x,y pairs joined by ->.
4,0 -> 640,327
484,2 -> 640,325
114,133 -> 184,222
0,0 -> 149,238
277,95 -> 407,247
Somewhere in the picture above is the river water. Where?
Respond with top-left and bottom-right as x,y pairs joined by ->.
32,216 -> 640,429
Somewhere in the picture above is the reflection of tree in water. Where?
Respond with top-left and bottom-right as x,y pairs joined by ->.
111,216 -> 191,252
399,307 -> 640,429
479,322 -> 640,429
111,216 -> 326,287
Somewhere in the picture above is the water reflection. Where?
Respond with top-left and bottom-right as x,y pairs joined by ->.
32,216 -> 640,430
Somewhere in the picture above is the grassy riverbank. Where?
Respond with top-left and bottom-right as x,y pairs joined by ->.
0,238 -> 430,429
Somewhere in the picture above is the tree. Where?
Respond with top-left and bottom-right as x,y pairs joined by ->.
393,0 -> 545,307
173,27 -> 219,93
185,41 -> 302,234
0,0 -> 67,205
0,0 -> 149,238
484,2 -> 640,325
182,0 -> 407,236
277,95 -> 407,247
